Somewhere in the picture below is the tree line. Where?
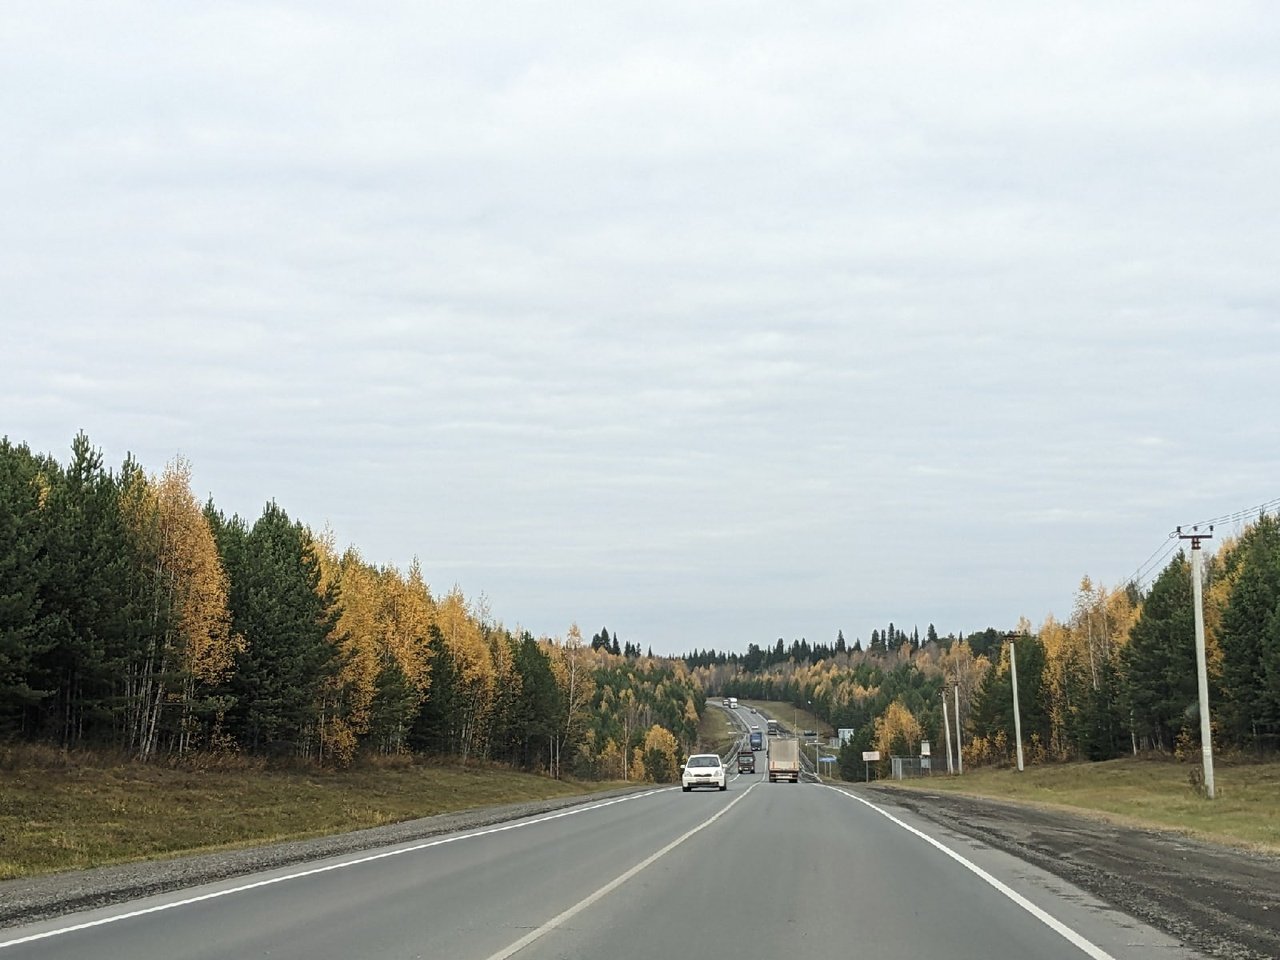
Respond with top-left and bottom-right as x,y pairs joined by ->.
0,433 -> 698,778
691,516 -> 1280,775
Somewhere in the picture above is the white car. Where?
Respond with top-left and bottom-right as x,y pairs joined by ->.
681,754 -> 727,792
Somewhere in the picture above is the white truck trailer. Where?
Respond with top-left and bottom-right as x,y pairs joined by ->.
767,736 -> 800,782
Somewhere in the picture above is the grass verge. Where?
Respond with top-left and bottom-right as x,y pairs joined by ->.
0,743 -> 618,880
882,756 -> 1280,852
697,705 -> 739,757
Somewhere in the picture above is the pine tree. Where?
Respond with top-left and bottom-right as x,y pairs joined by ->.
0,439 -> 53,731
1121,553 -> 1196,752
1218,516 -> 1280,747
218,501 -> 344,756
33,433 -> 138,746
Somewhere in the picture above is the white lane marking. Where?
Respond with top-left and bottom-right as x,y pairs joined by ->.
824,786 -> 1118,960
484,781 -> 759,960
0,788 -> 671,952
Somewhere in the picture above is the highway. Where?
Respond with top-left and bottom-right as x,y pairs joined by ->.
0,717 -> 1204,959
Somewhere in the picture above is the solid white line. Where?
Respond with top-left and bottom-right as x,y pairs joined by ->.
0,788 -> 671,952
483,782 -> 758,960
824,786 -> 1118,960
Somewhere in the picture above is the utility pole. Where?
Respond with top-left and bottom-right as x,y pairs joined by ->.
1178,524 -> 1216,799
942,689 -> 954,774
954,683 -> 963,774
1008,633 -> 1024,772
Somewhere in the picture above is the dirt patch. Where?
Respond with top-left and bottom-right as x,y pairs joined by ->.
874,786 -> 1280,960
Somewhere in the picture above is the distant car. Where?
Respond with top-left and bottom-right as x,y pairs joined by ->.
682,754 -> 727,792
750,724 -> 759,730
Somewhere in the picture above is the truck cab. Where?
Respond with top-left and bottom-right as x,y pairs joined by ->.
749,730 -> 763,751
737,750 -> 755,773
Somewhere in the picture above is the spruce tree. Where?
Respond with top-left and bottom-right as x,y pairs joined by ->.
0,439 -> 52,730
219,501 -> 343,753
1218,516 -> 1280,746
1121,553 -> 1196,751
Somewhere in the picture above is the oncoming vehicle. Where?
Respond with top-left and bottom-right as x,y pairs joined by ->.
737,750 -> 755,773
681,754 -> 727,792
749,730 -> 763,751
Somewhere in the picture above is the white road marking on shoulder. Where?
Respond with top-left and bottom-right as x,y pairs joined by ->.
824,786 -> 1118,960
484,781 -> 759,960
0,788 -> 671,952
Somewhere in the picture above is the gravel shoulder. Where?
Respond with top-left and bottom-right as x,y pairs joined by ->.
0,783 -> 655,930
873,785 -> 1280,960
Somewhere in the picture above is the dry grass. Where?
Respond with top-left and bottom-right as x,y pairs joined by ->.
886,756 -> 1280,852
697,705 -> 739,757
0,742 -> 617,880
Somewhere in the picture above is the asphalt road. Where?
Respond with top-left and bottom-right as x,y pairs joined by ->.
0,729 -> 1207,959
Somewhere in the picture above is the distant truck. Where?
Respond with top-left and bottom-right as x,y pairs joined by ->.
729,697 -> 738,708
767,737 -> 800,783
766,718 -> 779,736
737,750 -> 755,773
749,731 -> 763,751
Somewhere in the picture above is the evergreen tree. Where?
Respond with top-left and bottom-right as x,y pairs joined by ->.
927,623 -> 939,646
217,501 -> 344,755
835,630 -> 846,654
1218,516 -> 1280,747
0,439 -> 53,731
1121,553 -> 1196,751
31,433 -> 138,745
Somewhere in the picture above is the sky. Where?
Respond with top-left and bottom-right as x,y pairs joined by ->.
4,2 -> 1279,655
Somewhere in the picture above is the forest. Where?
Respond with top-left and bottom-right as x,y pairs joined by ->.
7,432 -> 1277,783
0,433 -> 701,779
693,512 -> 1280,777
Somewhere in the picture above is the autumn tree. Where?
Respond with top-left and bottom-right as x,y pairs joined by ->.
641,724 -> 680,782
119,457 -> 239,759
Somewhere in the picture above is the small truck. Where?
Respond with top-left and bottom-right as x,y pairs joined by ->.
737,750 -> 755,773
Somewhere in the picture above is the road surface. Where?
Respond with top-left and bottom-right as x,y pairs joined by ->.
0,741 -> 1203,958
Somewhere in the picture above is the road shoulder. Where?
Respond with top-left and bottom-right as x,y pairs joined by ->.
867,784 -> 1280,960
0,783 -> 656,931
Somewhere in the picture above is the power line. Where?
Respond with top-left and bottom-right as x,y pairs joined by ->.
1133,538 -> 1183,591
1177,497 -> 1280,533
1122,496 -> 1280,593
1121,533 -> 1179,589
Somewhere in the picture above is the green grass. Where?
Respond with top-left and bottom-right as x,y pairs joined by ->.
0,743 -> 619,880
885,757 -> 1280,852
739,700 -> 833,739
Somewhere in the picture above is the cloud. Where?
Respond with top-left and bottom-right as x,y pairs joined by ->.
4,1 -> 1279,650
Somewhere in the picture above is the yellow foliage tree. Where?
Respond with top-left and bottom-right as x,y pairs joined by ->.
120,456 -> 240,759
642,724 -> 680,783
873,698 -> 923,758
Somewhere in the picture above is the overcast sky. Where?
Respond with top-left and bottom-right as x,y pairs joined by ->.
4,2 -> 1278,653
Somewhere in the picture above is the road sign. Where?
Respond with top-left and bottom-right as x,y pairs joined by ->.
920,741 -> 931,757
862,750 -> 880,761
837,728 -> 855,744
819,755 -> 837,763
